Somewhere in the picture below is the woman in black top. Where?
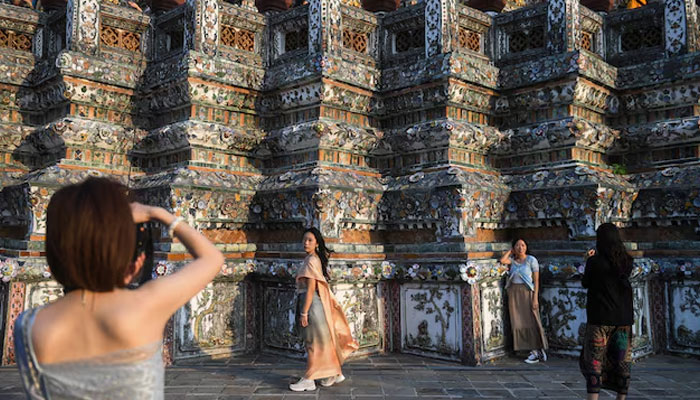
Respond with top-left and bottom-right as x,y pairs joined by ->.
580,223 -> 634,400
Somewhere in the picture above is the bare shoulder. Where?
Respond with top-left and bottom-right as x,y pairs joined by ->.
93,290 -> 165,344
31,300 -> 65,345
87,289 -> 163,344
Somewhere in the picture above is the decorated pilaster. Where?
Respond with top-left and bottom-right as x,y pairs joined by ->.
0,5 -> 42,187
683,0 -> 700,52
425,0 -> 457,57
66,0 -> 100,55
130,0 -> 268,363
664,0 -> 687,56
546,0 -> 579,53
308,0 -> 342,56
191,0 -> 220,56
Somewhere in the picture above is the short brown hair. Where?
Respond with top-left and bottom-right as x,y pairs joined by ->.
46,177 -> 135,292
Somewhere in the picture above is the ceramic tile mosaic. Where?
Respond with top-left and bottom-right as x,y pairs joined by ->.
2,0 -> 700,366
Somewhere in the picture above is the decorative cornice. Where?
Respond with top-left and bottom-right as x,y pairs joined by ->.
494,118 -> 620,154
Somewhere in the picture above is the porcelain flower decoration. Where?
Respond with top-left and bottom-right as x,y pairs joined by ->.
1,259 -> 19,282
381,261 -> 394,278
459,262 -> 478,284
408,264 -> 420,279
152,261 -> 172,279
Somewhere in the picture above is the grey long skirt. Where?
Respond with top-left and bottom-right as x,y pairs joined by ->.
295,292 -> 341,380
296,292 -> 332,349
507,284 -> 548,351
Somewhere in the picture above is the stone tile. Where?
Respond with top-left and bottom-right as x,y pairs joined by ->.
167,387 -> 193,394
165,395 -> 190,400
445,388 -> 480,397
476,389 -> 516,398
351,386 -> 384,395
380,386 -> 416,396
222,386 -> 257,394
255,387 -> 301,395
346,378 -> 382,387
538,388 -> 578,397
415,387 -> 448,396
637,389 -> 674,396
510,388 -> 545,397
381,397 -> 420,400
470,382 -> 504,389
319,394 -> 349,400
502,382 -> 534,389
464,374 -> 499,383
320,385 -> 352,394
190,386 -> 226,394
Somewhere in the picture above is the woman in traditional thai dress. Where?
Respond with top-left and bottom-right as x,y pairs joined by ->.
289,227 -> 359,392
14,177 -> 224,399
580,223 -> 634,400
500,238 -> 548,364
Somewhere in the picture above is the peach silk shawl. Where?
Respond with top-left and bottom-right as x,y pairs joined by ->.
296,254 -> 359,369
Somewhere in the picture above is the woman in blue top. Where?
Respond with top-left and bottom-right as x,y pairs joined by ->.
500,238 -> 548,363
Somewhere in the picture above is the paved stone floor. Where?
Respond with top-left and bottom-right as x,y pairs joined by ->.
1,353 -> 699,399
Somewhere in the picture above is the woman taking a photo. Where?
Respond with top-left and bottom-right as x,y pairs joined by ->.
580,223 -> 634,400
500,238 -> 548,364
290,227 -> 358,392
14,177 -> 224,399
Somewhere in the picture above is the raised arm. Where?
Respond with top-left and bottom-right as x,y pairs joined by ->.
131,203 -> 224,333
499,249 -> 513,265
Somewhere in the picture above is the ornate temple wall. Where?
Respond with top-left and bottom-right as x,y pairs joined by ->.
1,0 -> 700,366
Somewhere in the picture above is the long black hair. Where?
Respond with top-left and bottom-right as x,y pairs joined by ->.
595,223 -> 633,278
304,227 -> 331,281
511,238 -> 532,256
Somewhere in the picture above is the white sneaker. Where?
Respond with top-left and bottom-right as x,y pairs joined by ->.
524,351 -> 539,364
320,374 -> 345,387
539,349 -> 547,362
289,377 -> 316,392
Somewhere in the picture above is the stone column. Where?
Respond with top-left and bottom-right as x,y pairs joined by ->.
66,0 -> 100,55
190,0 -> 220,57
546,0 -> 580,53
425,0 -> 458,58
308,0 -> 342,56
664,0 -> 688,55
684,0 -> 700,52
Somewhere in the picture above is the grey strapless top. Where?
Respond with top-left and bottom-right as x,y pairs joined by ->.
14,307 -> 164,400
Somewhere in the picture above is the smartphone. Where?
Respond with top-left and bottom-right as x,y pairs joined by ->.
130,222 -> 154,287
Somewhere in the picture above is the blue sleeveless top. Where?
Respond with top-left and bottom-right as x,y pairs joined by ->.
13,307 -> 164,399
508,255 -> 539,291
